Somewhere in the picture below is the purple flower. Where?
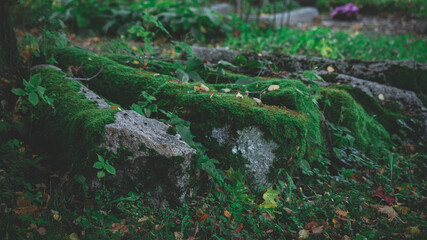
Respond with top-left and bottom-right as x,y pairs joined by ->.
331,3 -> 359,20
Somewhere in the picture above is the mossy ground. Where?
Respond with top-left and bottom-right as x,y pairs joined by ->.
32,68 -> 118,171
52,47 -> 394,180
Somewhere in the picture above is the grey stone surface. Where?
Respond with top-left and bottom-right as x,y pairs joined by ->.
248,7 -> 319,26
191,46 -> 426,137
79,84 -> 110,109
208,3 -> 234,15
315,70 -> 424,107
99,110 -> 195,201
212,125 -> 278,187
75,76 -> 196,202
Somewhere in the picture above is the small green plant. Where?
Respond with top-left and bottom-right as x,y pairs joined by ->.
130,91 -> 158,118
12,74 -> 53,106
93,154 -> 116,179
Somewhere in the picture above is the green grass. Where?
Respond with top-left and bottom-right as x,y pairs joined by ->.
222,25 -> 427,62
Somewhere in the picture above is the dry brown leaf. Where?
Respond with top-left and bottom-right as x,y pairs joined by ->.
14,196 -> 37,216
252,97 -> 262,104
233,223 -> 244,233
155,224 -> 162,232
371,205 -> 399,220
335,209 -> 349,218
196,208 -> 204,217
282,207 -> 294,214
261,211 -> 274,220
342,235 -> 352,240
174,232 -> 183,240
311,226 -> 324,235
138,216 -> 149,224
224,209 -> 231,219
200,213 -> 209,224
37,227 -> 46,236
298,229 -> 310,239
194,83 -> 210,93
304,220 -> 318,230
353,24 -> 362,31
110,106 -> 122,111
266,229 -> 274,234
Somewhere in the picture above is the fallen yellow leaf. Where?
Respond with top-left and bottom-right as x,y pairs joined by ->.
407,226 -> 420,235
327,66 -> 335,72
68,233 -> 79,240
133,60 -> 140,65
224,209 -> 231,219
53,213 -> 61,221
267,85 -> 280,91
332,218 -> 341,228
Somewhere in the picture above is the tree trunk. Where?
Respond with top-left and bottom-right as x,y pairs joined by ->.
0,0 -> 21,110
0,0 -> 19,79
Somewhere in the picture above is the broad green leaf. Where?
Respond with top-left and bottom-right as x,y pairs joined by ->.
218,60 -> 236,68
286,173 -> 296,191
11,88 -> 27,96
172,41 -> 194,56
93,162 -> 104,169
29,74 -> 42,86
235,54 -> 247,65
97,154 -> 105,163
300,160 -> 313,176
188,71 -> 204,82
176,68 -> 189,82
97,171 -> 105,178
245,59 -> 262,69
176,124 -> 194,146
105,164 -> 116,175
28,91 -> 39,106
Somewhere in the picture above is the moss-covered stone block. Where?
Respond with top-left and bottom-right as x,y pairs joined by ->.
319,88 -> 391,150
54,48 -> 315,186
33,67 -> 195,203
330,85 -> 408,134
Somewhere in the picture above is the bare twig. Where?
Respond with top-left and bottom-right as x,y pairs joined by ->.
30,63 -> 104,81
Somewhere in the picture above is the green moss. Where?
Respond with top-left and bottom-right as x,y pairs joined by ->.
33,68 -> 118,170
106,54 -> 184,76
54,47 -> 172,107
319,88 -> 391,150
155,81 -> 310,171
56,48 -> 313,171
330,85 -> 407,134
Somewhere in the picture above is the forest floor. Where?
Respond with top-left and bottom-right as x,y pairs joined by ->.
2,5 -> 426,239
